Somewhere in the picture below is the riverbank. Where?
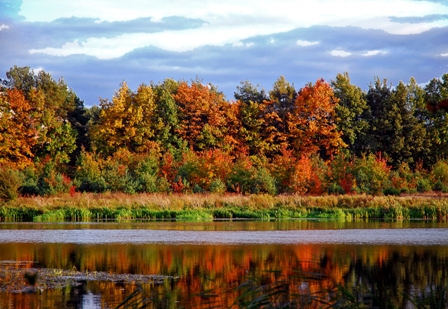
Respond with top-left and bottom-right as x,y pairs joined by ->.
1,192 -> 448,222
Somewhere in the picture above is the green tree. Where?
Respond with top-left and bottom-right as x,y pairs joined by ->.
363,78 -> 428,168
234,81 -> 270,156
234,80 -> 268,104
384,80 -> 427,167
362,77 -> 392,154
152,79 -> 185,154
424,74 -> 448,162
331,72 -> 369,155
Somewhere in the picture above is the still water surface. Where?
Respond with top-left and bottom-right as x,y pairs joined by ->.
1,220 -> 448,308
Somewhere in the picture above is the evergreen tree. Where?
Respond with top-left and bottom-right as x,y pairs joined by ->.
331,72 -> 369,155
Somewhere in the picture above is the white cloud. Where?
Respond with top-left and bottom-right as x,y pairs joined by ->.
442,52 -> 448,57
362,50 -> 385,56
21,0 -> 448,59
270,38 -> 275,43
0,24 -> 9,31
296,40 -> 319,47
331,50 -> 352,57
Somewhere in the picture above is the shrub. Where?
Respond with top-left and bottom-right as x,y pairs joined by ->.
252,167 -> 277,195
156,177 -> 172,193
417,178 -> 432,193
269,146 -> 296,193
192,184 -> 205,194
433,180 -> 444,192
177,150 -> 200,188
227,152 -> 256,194
37,160 -> 72,195
0,166 -> 23,201
288,155 -> 314,195
137,173 -> 158,193
134,152 -> 160,193
20,166 -> 39,195
383,187 -> 401,196
209,178 -> 227,194
430,160 -> 448,186
390,162 -> 416,192
74,151 -> 107,193
102,160 -> 139,193
327,152 -> 355,194
353,153 -> 391,195
328,183 -> 344,195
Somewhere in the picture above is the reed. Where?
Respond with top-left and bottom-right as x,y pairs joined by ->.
2,193 -> 448,222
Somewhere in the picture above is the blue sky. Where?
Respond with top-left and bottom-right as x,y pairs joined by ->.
1,0 -> 448,106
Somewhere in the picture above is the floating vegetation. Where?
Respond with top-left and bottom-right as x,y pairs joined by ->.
0,263 -> 176,294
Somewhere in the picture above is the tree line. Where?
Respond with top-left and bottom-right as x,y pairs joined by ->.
1,65 -> 448,199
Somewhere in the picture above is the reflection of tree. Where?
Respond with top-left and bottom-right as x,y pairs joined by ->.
2,243 -> 448,308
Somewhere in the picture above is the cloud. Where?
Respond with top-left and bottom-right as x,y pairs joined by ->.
296,40 -> 319,46
331,50 -> 352,57
0,24 -> 9,31
362,50 -> 385,56
18,0 -> 448,60
3,1 -> 448,106
389,14 -> 448,23
29,23 -> 280,58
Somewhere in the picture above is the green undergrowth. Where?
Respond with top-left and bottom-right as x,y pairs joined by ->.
1,193 -> 448,222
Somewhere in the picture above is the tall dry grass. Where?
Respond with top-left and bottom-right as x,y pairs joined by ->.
2,192 -> 448,221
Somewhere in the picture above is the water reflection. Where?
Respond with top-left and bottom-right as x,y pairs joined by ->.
1,227 -> 448,245
1,219 -> 448,231
0,221 -> 448,308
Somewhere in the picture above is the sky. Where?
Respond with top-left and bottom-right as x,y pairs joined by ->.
1,0 -> 448,106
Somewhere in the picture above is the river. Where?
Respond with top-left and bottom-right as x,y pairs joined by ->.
1,220 -> 448,308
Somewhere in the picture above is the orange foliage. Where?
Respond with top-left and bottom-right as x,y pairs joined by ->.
0,89 -> 38,168
290,155 -> 314,195
159,152 -> 177,183
197,149 -> 233,189
174,82 -> 228,150
289,79 -> 344,157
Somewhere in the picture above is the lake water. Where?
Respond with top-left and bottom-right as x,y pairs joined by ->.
1,220 -> 448,308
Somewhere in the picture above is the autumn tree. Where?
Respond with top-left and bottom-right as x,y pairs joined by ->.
90,82 -> 158,155
2,66 -> 78,163
260,76 -> 297,155
0,89 -> 37,168
174,81 -> 228,151
288,79 -> 344,157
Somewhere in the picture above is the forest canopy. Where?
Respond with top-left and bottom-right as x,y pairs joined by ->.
1,65 -> 448,198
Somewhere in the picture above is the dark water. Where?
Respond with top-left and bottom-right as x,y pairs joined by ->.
1,220 -> 448,308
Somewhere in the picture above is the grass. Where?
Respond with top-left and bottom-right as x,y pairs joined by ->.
1,192 -> 448,222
